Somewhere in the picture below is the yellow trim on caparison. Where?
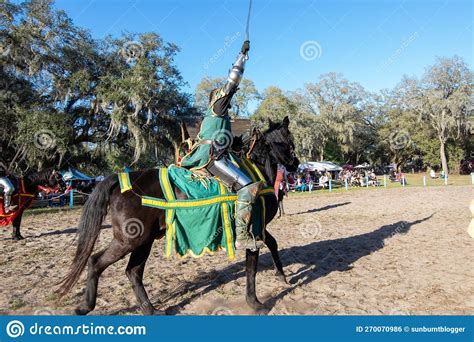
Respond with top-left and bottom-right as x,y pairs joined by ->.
244,158 -> 267,186
240,159 -> 258,183
160,168 -> 174,201
219,182 -> 235,261
160,167 -> 175,257
165,209 -> 173,257
142,195 -> 238,209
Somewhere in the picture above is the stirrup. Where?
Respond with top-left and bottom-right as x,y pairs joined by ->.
235,237 -> 264,252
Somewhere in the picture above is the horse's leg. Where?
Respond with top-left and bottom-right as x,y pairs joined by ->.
125,239 -> 161,315
245,248 -> 265,312
12,212 -> 24,240
264,231 -> 287,283
75,239 -> 131,315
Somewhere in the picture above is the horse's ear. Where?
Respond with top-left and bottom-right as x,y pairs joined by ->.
267,118 -> 274,127
283,116 -> 290,127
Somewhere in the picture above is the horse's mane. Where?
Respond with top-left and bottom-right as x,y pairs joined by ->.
247,123 -> 285,184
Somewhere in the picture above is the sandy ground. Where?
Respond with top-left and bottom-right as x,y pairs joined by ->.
0,186 -> 473,315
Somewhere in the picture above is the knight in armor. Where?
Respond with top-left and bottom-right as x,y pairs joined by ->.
0,167 -> 17,213
181,40 -> 263,251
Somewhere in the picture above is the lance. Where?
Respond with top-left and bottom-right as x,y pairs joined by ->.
244,0 -> 252,42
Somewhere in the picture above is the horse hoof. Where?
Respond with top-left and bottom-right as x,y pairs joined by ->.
275,273 -> 288,284
247,299 -> 266,314
253,304 -> 267,315
152,309 -> 166,316
74,306 -> 92,315
141,305 -> 165,316
12,235 -> 24,241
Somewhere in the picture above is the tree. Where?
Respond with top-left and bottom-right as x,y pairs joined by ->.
194,77 -> 259,117
406,56 -> 472,176
1,0 -> 196,173
303,73 -> 367,162
253,86 -> 323,161
194,77 -> 224,114
253,86 -> 295,122
377,107 -> 420,171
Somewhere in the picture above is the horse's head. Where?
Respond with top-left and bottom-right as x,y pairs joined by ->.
263,116 -> 300,172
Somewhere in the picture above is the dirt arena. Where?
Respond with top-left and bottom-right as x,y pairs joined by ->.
1,186 -> 473,315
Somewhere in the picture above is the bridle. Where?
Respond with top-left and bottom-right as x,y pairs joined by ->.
247,126 -> 296,168
262,127 -> 296,166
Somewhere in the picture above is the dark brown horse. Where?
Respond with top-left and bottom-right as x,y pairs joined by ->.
3,169 -> 62,240
58,117 -> 299,315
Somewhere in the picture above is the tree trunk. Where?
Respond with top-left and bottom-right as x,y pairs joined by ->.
439,140 -> 449,176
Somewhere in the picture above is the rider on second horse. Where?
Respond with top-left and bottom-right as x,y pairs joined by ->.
180,40 -> 263,251
0,166 -> 17,213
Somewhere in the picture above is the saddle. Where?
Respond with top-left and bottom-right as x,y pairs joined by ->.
118,158 -> 274,260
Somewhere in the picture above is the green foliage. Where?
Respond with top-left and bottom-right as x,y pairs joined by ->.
1,1 -> 472,176
403,56 -> 473,174
16,109 -> 72,169
251,63 -> 472,174
1,0 -> 196,174
446,142 -> 466,174
194,77 -> 259,117
253,87 -> 322,161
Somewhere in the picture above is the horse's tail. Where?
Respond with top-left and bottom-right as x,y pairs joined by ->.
57,174 -> 118,297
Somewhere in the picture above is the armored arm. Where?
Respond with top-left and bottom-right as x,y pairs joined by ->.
211,41 -> 250,116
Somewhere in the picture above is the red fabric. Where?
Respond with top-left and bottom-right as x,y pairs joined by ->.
0,178 -> 34,227
274,167 -> 285,199
38,185 -> 57,194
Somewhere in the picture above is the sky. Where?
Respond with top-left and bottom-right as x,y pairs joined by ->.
54,0 -> 473,96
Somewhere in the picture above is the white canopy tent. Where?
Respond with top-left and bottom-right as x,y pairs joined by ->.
298,161 -> 343,172
354,162 -> 371,169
